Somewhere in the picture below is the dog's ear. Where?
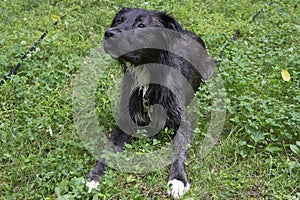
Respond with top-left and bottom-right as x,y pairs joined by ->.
156,12 -> 184,32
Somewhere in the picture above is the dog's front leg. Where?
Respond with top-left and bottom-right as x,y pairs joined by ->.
86,126 -> 131,192
167,114 -> 192,199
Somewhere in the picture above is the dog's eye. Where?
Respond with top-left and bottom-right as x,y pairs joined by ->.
137,23 -> 145,28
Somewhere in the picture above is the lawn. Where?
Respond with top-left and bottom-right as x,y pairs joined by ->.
0,0 -> 299,199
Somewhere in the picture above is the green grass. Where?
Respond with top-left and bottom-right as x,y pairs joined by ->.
0,0 -> 299,199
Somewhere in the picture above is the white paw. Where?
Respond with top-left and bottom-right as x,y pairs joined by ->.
167,179 -> 190,199
86,180 -> 99,193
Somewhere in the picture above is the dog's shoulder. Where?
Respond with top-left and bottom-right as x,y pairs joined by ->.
184,30 -> 206,49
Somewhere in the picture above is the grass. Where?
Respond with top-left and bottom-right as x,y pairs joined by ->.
0,0 -> 299,199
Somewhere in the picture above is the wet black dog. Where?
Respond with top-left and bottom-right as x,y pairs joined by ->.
87,7 -> 216,198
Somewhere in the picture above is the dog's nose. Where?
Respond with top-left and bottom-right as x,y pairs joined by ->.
104,29 -> 120,39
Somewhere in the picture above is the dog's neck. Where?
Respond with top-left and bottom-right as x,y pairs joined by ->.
126,65 -> 150,90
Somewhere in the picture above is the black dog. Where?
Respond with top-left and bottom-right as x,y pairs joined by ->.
87,7 -> 216,198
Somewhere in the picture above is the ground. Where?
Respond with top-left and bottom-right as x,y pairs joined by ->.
0,0 -> 299,199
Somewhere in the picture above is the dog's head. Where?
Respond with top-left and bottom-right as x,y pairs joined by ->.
103,8 -> 190,66
103,8 -> 213,80
105,7 -> 184,39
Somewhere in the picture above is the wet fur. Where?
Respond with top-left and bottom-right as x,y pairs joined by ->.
87,7 -> 213,197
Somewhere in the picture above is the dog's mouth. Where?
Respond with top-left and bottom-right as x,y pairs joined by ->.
103,35 -> 142,66
104,37 -> 161,67
118,51 -> 142,66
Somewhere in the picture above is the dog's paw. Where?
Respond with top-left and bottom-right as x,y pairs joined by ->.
167,179 -> 190,199
86,180 -> 99,193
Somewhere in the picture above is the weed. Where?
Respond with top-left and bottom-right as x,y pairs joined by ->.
0,0 -> 299,199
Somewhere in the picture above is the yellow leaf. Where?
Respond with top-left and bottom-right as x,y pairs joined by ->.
281,69 -> 290,81
51,14 -> 60,21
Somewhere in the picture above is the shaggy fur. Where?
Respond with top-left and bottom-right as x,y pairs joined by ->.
87,7 -> 215,198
